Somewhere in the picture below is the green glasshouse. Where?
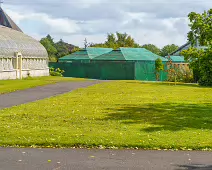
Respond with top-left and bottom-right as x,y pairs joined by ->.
49,47 -> 168,81
166,56 -> 186,63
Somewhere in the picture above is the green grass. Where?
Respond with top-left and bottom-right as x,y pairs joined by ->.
0,81 -> 212,150
0,76 -> 86,94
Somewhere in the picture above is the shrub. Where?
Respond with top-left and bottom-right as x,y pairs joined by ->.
167,66 -> 194,83
49,56 -> 58,62
50,67 -> 64,77
166,57 -> 194,83
155,58 -> 164,81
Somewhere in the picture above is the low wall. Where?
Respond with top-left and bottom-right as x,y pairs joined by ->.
0,70 -> 17,80
0,69 -> 49,80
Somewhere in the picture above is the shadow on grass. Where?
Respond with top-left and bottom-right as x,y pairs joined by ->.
102,103 -> 212,131
175,164 -> 212,170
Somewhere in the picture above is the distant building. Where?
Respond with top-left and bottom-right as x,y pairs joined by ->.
168,40 -> 208,70
0,7 -> 49,80
170,41 -> 207,56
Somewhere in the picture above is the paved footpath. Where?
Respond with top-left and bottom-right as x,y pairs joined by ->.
0,81 -> 102,109
0,148 -> 212,170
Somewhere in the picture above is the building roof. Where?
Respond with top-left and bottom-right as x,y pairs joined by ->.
94,48 -> 168,61
166,56 -> 186,63
171,41 -> 208,56
59,48 -> 113,61
0,7 -> 22,32
170,42 -> 190,56
0,26 -> 48,58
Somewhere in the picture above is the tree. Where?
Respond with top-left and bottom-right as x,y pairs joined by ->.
40,34 -> 58,62
40,34 -> 80,61
71,46 -> 81,53
46,34 -> 55,46
40,37 -> 57,60
115,32 -> 135,47
90,32 -> 140,49
105,33 -> 117,48
181,48 -> 201,82
142,44 -> 161,55
55,39 -> 70,59
181,9 -> 212,86
187,10 -> 212,46
161,44 -> 179,57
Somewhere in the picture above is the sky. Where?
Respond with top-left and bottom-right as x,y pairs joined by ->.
3,0 -> 212,48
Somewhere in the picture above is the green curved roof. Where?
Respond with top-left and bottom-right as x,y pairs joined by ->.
166,56 -> 186,62
94,48 -> 168,61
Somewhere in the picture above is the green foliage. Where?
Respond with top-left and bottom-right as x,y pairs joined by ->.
71,47 -> 81,53
181,47 -> 201,83
198,48 -> 212,86
90,32 -> 140,49
1,81 -> 212,150
55,39 -> 70,59
167,66 -> 194,83
187,9 -> 212,46
49,56 -> 58,62
46,34 -> 55,45
83,33 -> 179,57
166,57 -> 194,83
142,44 -> 161,55
50,67 -> 65,77
161,44 -> 179,57
40,37 -> 57,57
155,58 -> 164,72
155,58 -> 164,81
89,43 -> 108,48
182,9 -> 212,86
40,35 -> 79,60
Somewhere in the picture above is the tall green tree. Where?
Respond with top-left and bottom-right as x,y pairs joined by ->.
187,10 -> 212,46
55,39 -> 70,59
40,37 -> 57,59
181,9 -> 212,86
46,34 -> 55,45
40,34 -> 80,61
105,33 -> 117,48
161,44 -> 179,57
142,44 -> 161,55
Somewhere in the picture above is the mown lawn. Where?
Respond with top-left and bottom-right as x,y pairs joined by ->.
0,81 -> 212,150
0,76 -> 86,94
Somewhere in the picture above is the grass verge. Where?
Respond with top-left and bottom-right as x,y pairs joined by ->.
0,81 -> 212,150
0,76 -> 86,94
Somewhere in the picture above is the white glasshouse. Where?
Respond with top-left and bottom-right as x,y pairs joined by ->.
0,7 -> 49,80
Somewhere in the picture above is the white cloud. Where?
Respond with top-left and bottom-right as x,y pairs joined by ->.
39,14 -> 80,34
6,9 -> 80,34
2,0 -> 212,48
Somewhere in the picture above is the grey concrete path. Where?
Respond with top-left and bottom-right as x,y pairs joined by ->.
0,81 -> 102,110
0,148 -> 212,170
